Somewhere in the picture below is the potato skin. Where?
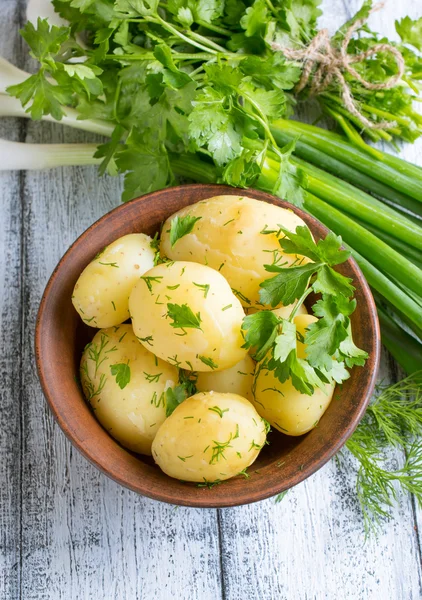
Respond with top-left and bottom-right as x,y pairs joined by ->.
72,233 -> 155,328
253,314 -> 335,436
271,303 -> 307,319
151,392 -> 267,482
129,261 -> 247,371
80,324 -> 178,455
160,195 -> 308,308
196,355 -> 255,400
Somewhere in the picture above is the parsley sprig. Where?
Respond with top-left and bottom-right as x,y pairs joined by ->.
165,368 -> 198,417
167,302 -> 202,334
110,361 -> 131,389
169,214 -> 202,247
243,225 -> 367,395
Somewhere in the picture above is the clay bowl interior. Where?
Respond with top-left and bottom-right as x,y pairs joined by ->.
36,184 -> 380,507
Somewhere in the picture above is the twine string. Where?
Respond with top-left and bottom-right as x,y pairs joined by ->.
272,3 -> 405,129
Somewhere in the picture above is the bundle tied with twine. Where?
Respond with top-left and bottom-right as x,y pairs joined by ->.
272,3 -> 405,130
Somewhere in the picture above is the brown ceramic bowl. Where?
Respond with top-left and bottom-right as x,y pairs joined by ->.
35,184 -> 380,507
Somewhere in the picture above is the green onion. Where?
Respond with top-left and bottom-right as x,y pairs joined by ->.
303,193 -> 422,299
291,156 -> 422,251
377,305 -> 422,377
341,244 -> 422,339
272,119 -> 422,203
271,127 -> 422,222
350,218 -> 422,270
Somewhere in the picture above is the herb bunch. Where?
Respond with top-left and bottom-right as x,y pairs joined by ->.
291,1 -> 422,149
10,0 -> 421,202
7,0 -> 312,201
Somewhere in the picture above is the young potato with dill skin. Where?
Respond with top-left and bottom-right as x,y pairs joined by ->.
160,195 -> 310,309
151,392 -> 267,482
80,324 -> 178,455
253,314 -> 335,436
72,233 -> 155,328
196,355 -> 255,400
129,261 -> 247,372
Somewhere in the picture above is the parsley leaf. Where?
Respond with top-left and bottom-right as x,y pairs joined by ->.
165,368 -> 198,416
169,214 -> 202,246
19,18 -> 70,63
259,225 -> 354,307
166,385 -> 188,416
189,87 -> 242,165
110,362 -> 131,389
305,296 -> 356,371
273,319 -> 297,363
240,0 -> 268,37
338,325 -> 369,367
395,16 -> 422,50
312,264 -> 355,298
116,128 -> 173,202
260,262 -> 320,307
267,320 -> 324,395
153,44 -> 192,90
278,226 -> 351,265
8,72 -> 73,120
242,310 -> 280,361
167,303 -> 202,331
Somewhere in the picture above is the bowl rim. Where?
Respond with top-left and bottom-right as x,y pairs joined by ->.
35,184 -> 380,507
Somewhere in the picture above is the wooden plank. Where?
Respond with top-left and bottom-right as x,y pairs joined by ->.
18,118 -> 222,599
0,1 -> 24,598
218,1 -> 422,598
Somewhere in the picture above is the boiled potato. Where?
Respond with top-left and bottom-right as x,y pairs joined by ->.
129,261 -> 247,371
151,392 -> 267,482
272,303 -> 307,319
72,233 -> 155,328
253,314 -> 335,436
196,355 -> 255,400
80,324 -> 178,455
160,195 -> 309,308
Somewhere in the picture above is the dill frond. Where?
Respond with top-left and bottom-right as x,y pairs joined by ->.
344,372 -> 422,534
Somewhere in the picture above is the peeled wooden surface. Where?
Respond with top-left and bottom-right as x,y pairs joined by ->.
1,0 -> 422,598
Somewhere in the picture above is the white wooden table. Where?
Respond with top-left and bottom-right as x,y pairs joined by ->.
1,1 -> 422,598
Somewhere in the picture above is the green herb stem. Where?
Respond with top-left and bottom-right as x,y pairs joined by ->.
147,16 -> 219,55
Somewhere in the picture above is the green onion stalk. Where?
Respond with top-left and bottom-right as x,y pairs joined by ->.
271,119 -> 422,204
270,126 -> 422,223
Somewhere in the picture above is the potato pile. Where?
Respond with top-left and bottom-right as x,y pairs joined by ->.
73,195 -> 335,484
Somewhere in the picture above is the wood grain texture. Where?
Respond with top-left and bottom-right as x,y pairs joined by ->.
0,0 -> 421,598
0,1 -> 24,598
